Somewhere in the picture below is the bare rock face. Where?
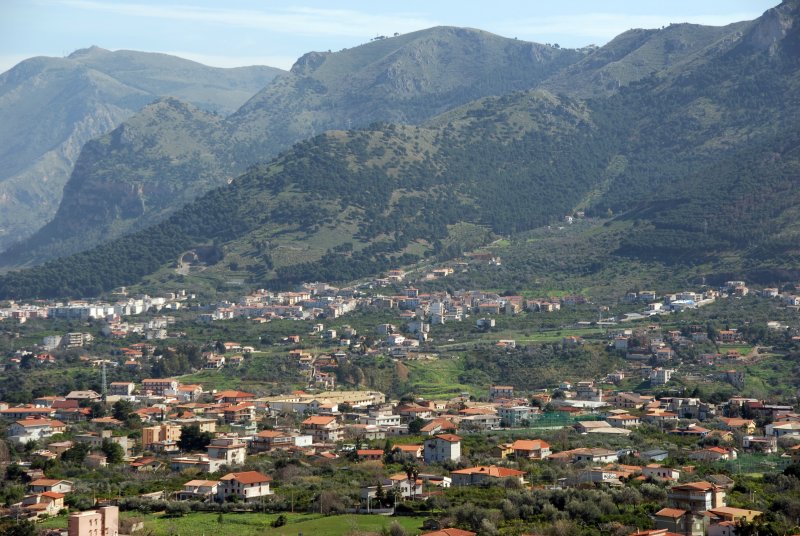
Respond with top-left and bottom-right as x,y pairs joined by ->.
741,0 -> 798,54
290,51 -> 330,75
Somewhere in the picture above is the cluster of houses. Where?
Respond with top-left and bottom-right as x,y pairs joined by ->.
0,290 -> 191,323
1,357 -> 798,536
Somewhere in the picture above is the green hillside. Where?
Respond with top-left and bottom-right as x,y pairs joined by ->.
0,28 -> 586,267
1,1 -> 799,299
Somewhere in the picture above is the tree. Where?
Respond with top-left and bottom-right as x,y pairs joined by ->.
375,481 -> 386,506
112,400 -> 134,421
0,519 -> 37,536
403,462 -> 419,501
101,439 -> 125,464
408,418 -> 425,434
177,425 -> 212,452
62,442 -> 90,464
89,401 -> 107,419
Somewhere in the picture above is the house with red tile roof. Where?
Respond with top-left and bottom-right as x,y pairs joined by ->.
510,439 -> 550,460
302,415 -> 343,443
450,465 -> 525,486
217,471 -> 272,502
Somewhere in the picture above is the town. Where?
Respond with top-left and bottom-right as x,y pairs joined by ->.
1,265 -> 800,536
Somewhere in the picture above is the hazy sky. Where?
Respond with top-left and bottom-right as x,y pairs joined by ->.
0,0 -> 779,74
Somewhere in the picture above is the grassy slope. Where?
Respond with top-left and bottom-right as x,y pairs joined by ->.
39,512 -> 426,536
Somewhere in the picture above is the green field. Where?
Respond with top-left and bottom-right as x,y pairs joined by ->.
404,357 -> 476,398
40,512 -> 426,536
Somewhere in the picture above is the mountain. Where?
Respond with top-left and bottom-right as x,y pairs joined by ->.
541,21 -> 753,97
1,0 -> 799,299
0,28 -> 587,268
0,47 -> 283,251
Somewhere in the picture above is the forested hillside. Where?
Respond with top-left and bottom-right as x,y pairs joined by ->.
0,1 -> 798,299
0,27 -> 586,268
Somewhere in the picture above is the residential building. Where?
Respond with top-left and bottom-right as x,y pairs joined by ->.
424,434 -> 462,463
29,479 -> 74,494
169,455 -> 226,473
668,482 -> 726,512
249,430 -> 296,453
450,465 -> 526,486
498,405 -> 538,427
302,415 -> 343,443
654,508 -> 706,536
510,439 -> 551,460
68,505 -> 118,536
142,424 -> 181,450
651,368 -> 675,386
108,382 -> 135,397
7,418 -> 66,445
207,437 -> 247,465
177,480 -> 220,501
217,471 -> 273,502
489,385 -> 514,400
141,378 -> 179,396
643,464 -> 680,481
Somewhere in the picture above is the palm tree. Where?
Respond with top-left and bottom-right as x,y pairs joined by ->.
403,462 -> 419,501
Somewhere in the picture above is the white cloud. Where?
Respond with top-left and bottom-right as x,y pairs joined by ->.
493,11 -> 764,45
53,1 -> 439,38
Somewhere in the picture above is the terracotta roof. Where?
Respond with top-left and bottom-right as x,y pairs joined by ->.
184,479 -> 220,487
420,419 -> 457,432
672,481 -> 716,491
395,444 -> 422,452
510,439 -> 549,450
40,492 -> 65,499
302,415 -> 337,425
220,471 -> 272,484
356,449 -> 384,456
656,508 -> 687,518
30,479 -> 66,487
707,506 -> 762,517
214,390 -> 255,399
90,417 -> 123,425
14,418 -> 65,428
459,407 -> 496,415
255,430 -> 287,438
451,465 -> 525,477
434,434 -> 462,443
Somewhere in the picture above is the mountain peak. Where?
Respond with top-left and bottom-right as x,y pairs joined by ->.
289,51 -> 331,75
68,46 -> 110,59
739,0 -> 799,53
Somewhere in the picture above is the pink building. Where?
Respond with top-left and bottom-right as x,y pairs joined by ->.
68,505 -> 118,536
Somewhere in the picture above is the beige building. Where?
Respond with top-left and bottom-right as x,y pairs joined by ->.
68,505 -> 118,536
142,424 -> 181,449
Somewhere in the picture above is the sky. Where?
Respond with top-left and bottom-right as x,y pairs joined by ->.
0,0 -> 780,74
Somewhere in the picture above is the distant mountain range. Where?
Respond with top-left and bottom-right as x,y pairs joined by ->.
0,0 -> 798,299
0,46 -> 283,250
0,27 -> 587,267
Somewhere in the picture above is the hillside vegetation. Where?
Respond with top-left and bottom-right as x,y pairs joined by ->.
1,27 -> 586,267
1,1 -> 799,299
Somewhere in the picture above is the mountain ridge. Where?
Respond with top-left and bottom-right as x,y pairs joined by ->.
1,27 -> 587,267
2,2 -> 799,298
0,49 -> 283,251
